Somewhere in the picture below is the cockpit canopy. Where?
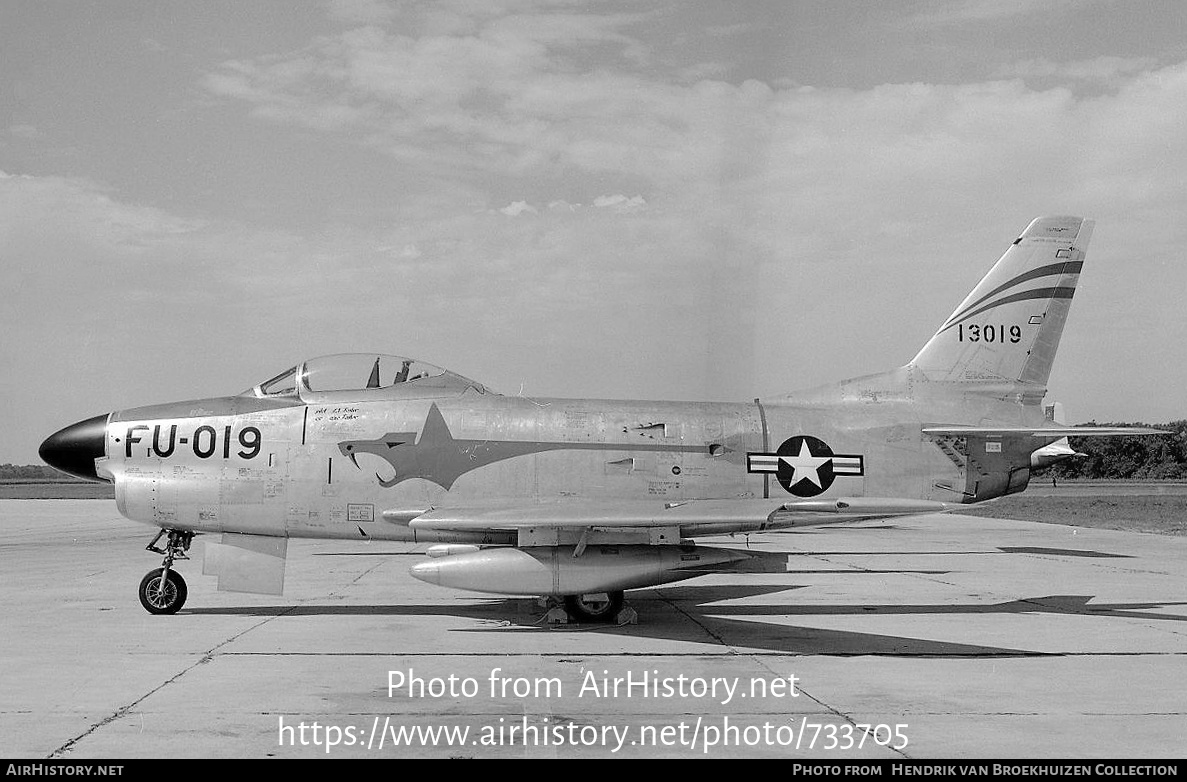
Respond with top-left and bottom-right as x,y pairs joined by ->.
245,354 -> 489,399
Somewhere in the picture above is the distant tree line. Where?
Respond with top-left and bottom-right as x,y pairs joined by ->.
0,464 -> 87,481
6,421 -> 1186,482
1044,421 -> 1187,480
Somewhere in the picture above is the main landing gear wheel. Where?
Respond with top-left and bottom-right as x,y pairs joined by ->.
139,568 -> 188,614
563,590 -> 625,623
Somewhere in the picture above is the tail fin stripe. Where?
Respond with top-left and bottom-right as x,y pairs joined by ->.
937,286 -> 1075,334
942,261 -> 1082,329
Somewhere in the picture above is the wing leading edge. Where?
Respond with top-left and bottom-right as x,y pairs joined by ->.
402,497 -> 955,535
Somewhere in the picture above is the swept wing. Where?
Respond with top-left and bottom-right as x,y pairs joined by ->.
402,497 -> 956,535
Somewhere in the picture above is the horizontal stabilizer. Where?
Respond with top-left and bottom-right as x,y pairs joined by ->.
923,425 -> 1168,438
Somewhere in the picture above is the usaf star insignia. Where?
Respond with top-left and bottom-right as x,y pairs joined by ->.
747,435 -> 864,497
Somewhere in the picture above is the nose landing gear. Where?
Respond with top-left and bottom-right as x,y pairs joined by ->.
139,530 -> 193,614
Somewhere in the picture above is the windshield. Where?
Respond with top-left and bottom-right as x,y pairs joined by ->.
258,366 -> 299,397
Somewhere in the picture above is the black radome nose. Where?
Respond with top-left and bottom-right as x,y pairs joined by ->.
39,414 -> 110,482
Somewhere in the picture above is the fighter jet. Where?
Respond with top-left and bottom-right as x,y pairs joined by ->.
39,216 -> 1162,622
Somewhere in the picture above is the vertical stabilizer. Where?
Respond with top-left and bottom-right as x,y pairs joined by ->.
911,216 -> 1093,386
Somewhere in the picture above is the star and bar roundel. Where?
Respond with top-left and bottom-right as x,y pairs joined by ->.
747,435 -> 865,497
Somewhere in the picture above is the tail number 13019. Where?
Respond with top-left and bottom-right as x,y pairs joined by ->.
958,324 -> 1021,343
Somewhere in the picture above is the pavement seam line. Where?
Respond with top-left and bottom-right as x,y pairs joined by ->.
805,552 -> 1187,640
654,589 -> 738,652
48,611 -> 290,758
49,557 -> 386,757
656,587 -> 913,758
745,653 -> 913,759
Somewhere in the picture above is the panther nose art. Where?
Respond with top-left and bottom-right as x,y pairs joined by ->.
39,414 -> 110,482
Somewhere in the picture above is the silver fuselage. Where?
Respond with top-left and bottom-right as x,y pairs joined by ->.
98,365 -> 1049,544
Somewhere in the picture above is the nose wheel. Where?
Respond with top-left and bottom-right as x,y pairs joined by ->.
140,529 -> 193,614
139,568 -> 187,614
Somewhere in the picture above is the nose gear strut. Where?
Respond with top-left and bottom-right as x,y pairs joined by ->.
139,530 -> 194,614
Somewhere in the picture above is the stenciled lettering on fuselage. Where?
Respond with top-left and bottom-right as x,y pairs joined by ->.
746,435 -> 864,497
124,424 -> 263,460
338,403 -> 707,490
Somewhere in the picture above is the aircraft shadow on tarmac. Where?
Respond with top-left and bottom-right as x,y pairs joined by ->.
184,583 -> 1187,657
995,546 -> 1132,558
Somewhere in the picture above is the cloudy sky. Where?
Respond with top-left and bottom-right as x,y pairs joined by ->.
3,0 -> 1185,464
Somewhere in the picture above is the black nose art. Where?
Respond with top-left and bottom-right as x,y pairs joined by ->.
39,414 -> 110,482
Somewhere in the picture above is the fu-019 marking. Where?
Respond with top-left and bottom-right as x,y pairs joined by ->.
123,424 -> 263,459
